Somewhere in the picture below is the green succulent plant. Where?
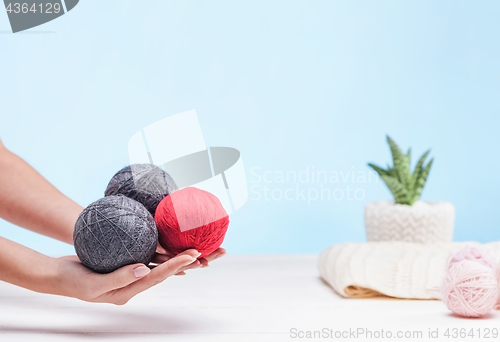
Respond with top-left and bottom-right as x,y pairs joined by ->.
368,136 -> 433,206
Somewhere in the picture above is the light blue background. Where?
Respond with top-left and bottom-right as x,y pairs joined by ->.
1,1 -> 499,256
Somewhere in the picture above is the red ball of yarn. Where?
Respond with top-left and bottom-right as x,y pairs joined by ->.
155,187 -> 229,258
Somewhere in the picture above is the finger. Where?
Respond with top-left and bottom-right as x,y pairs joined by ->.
148,260 -> 200,270
175,271 -> 186,276
151,250 -> 200,275
151,248 -> 204,269
153,248 -> 225,265
177,248 -> 225,270
113,250 -> 200,299
96,263 -> 152,293
179,249 -> 225,269
204,248 -> 226,263
176,260 -> 202,273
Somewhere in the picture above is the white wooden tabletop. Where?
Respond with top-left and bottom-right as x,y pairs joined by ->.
0,255 -> 498,341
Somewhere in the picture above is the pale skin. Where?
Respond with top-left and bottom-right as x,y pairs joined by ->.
0,139 -> 225,305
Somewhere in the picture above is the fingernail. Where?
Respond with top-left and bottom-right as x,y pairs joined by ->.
133,266 -> 150,278
187,256 -> 199,265
185,252 -> 201,264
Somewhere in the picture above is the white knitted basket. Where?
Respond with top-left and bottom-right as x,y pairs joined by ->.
364,201 -> 455,243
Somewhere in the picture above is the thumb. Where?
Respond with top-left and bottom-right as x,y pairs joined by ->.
99,264 -> 151,292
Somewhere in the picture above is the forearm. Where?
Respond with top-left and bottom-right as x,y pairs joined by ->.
0,236 -> 57,294
0,234 -> 201,304
0,141 -> 82,244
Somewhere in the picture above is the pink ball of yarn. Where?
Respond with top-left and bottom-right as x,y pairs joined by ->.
449,245 -> 498,273
442,260 -> 498,318
448,246 -> 500,309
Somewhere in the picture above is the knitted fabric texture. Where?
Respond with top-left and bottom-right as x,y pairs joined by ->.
74,195 -> 158,273
105,164 -> 178,216
318,241 -> 500,299
364,201 -> 455,243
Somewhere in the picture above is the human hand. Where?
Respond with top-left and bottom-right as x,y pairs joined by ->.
50,249 -> 201,305
151,246 -> 226,275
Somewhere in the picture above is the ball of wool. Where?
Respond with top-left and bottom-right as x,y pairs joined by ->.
73,195 -> 158,273
155,187 -> 229,258
442,259 -> 498,318
448,245 -> 500,309
448,245 -> 498,273
105,164 -> 178,216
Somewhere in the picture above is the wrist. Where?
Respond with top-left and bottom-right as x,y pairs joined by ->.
0,236 -> 70,296
35,256 -> 64,295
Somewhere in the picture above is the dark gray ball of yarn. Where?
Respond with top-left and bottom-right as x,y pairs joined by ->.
105,164 -> 178,216
73,195 -> 158,274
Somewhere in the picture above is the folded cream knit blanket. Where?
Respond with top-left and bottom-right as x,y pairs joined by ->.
318,241 -> 500,299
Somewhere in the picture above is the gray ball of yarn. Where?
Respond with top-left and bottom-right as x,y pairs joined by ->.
105,164 -> 178,216
73,195 -> 158,274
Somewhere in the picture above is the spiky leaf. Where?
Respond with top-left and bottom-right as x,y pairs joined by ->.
367,163 -> 389,177
387,137 -> 412,188
413,158 -> 433,203
386,165 -> 396,178
386,136 -> 405,173
411,150 -> 430,189
396,153 -> 412,189
381,175 -> 411,205
369,137 -> 433,205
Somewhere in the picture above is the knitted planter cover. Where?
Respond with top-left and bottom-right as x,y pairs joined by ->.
364,201 -> 455,243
